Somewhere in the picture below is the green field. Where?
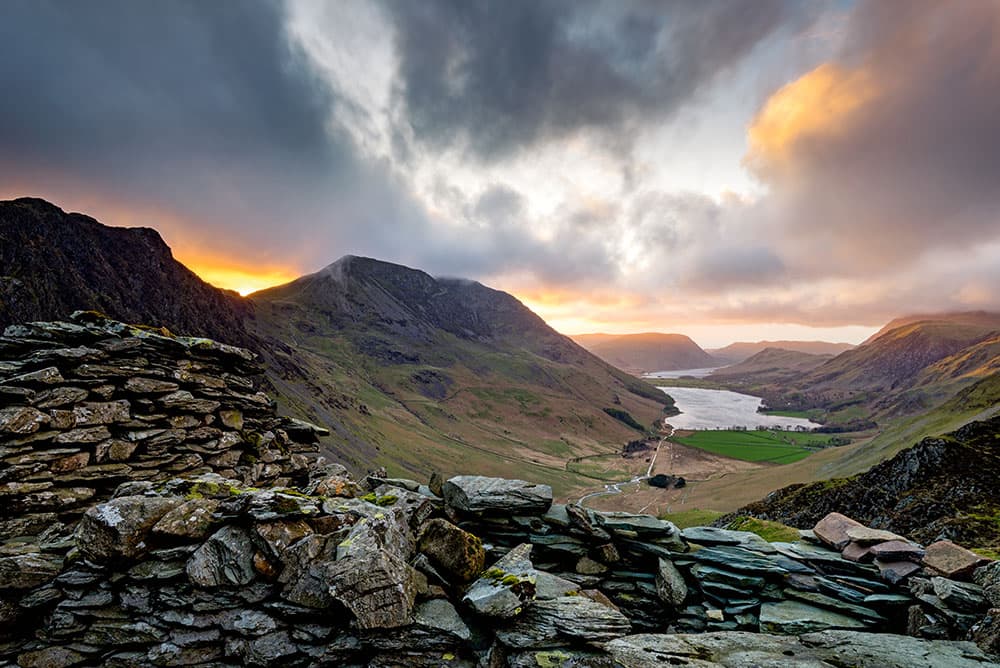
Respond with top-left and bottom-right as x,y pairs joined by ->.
673,429 -> 827,464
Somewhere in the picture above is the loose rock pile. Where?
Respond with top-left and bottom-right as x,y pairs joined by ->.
0,316 -> 997,667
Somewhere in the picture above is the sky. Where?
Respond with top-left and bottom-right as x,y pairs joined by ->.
2,0 -> 999,348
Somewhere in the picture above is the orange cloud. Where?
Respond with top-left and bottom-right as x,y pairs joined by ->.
745,63 -> 874,176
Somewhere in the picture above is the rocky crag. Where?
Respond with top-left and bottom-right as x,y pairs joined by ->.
0,316 -> 998,667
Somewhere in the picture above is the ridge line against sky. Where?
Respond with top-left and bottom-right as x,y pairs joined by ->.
1,0 -> 999,347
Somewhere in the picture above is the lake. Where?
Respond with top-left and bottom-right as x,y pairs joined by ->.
658,386 -> 822,431
643,367 -> 723,379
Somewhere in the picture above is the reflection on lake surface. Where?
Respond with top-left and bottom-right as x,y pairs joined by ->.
658,386 -> 821,431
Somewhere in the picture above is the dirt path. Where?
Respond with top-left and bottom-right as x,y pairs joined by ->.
577,425 -> 673,506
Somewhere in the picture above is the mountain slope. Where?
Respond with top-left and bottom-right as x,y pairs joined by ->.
251,257 -> 676,492
862,311 -> 1000,345
726,415 -> 1000,552
572,332 -> 717,372
710,347 -> 833,385
709,340 -> 854,365
0,197 -> 252,344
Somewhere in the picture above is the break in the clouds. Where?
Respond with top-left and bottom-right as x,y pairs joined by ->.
1,0 -> 999,339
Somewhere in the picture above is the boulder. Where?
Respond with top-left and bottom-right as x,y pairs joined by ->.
842,542 -> 877,563
464,543 -> 537,618
76,495 -> 182,562
412,598 -> 471,642
327,506 -> 418,629
443,476 -> 552,514
71,400 -> 131,426
417,518 -> 485,584
124,376 -> 180,394
655,557 -> 688,607
813,512 -> 865,550
758,600 -> 867,634
186,526 -> 256,587
0,552 -> 62,589
973,608 -> 1000,656
923,541 -> 991,579
373,484 -> 437,528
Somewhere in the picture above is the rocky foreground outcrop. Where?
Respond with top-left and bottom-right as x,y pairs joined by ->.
1,316 -> 998,666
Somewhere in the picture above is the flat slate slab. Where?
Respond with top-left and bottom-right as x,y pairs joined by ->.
442,476 -> 552,514
604,631 -> 997,668
758,600 -> 867,635
813,512 -> 865,550
923,540 -> 991,579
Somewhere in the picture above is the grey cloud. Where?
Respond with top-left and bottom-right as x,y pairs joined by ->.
383,0 -> 816,161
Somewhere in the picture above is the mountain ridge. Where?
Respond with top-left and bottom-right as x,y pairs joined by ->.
0,197 -> 253,345
709,340 -> 855,365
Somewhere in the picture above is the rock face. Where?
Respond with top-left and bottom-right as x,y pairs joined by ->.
0,197 -> 252,344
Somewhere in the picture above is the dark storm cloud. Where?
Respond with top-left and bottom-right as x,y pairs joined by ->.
0,0 -> 377,267
0,0 -> 333,172
383,0 -> 814,160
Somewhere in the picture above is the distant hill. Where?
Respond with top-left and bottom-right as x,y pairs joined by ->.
572,332 -> 717,373
718,317 -> 1000,435
710,347 -> 833,385
708,340 -> 855,365
0,197 -> 252,344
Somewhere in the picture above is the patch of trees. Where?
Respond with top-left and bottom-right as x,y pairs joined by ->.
648,474 -> 686,489
602,407 -> 646,432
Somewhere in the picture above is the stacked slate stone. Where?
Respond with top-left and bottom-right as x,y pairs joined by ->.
811,512 -> 999,645
446,478 -> 909,637
0,313 -> 326,567
2,471 -> 998,667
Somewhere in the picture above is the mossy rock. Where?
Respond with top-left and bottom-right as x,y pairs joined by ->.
417,518 -> 486,584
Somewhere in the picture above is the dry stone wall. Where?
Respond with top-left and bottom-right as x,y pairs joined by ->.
0,312 -> 326,534
0,316 -> 997,667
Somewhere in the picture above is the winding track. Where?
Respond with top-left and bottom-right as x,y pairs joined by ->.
577,424 -> 674,506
